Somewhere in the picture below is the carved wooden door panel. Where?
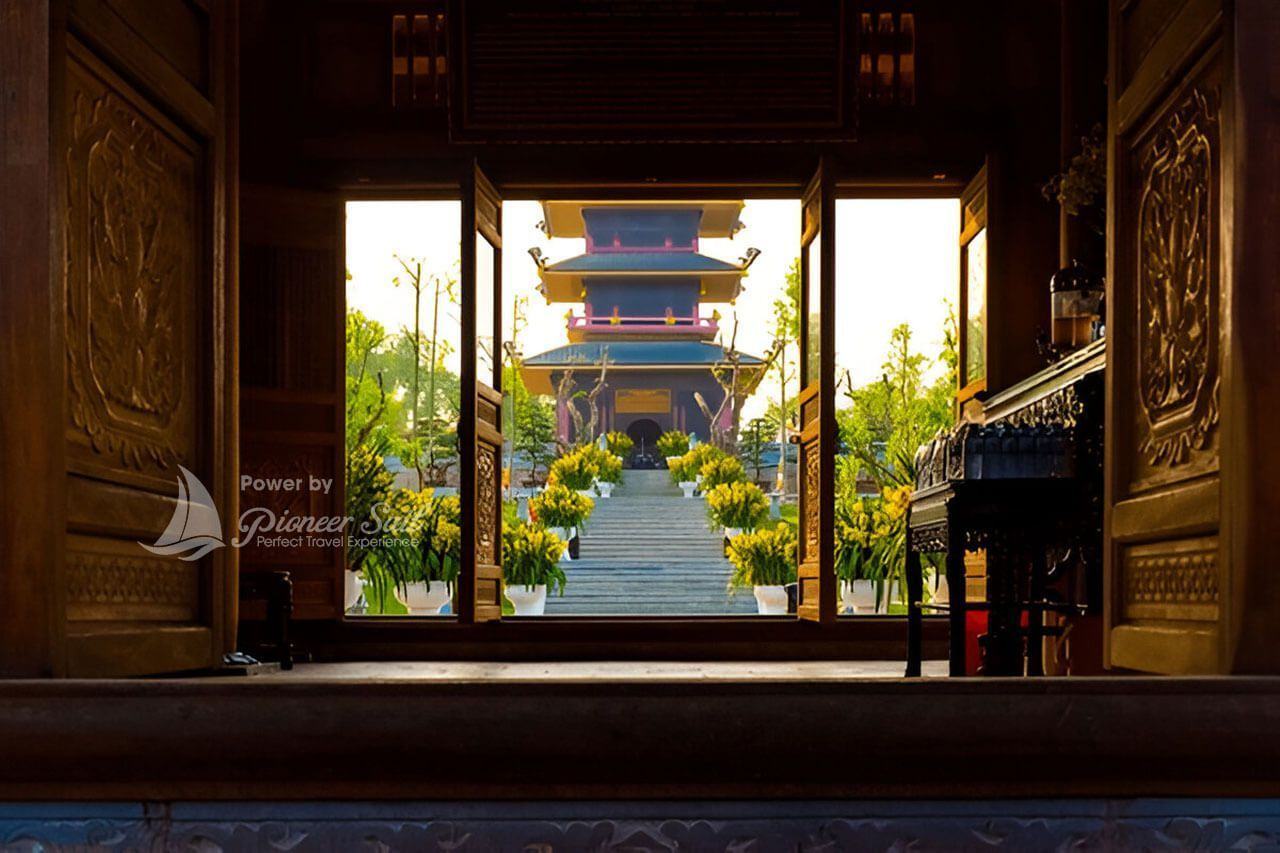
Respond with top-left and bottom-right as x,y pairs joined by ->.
459,162 -> 504,622
1105,0 -> 1227,673
55,3 -> 237,675
796,161 -> 836,623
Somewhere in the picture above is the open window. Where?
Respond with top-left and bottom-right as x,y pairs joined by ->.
958,165 -> 989,405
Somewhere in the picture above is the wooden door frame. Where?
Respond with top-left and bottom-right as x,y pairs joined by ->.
319,171 -> 954,660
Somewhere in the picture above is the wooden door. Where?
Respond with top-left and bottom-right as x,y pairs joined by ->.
796,161 -> 837,623
459,162 -> 504,623
1104,0 -> 1229,673
0,0 -> 238,676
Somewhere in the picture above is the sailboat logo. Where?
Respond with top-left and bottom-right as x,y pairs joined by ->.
141,465 -> 225,561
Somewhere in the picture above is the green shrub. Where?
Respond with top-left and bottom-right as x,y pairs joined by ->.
344,442 -> 394,574
529,483 -> 594,529
502,523 -> 568,594
705,481 -> 770,531
656,430 -> 691,459
699,456 -> 746,490
548,448 -> 599,490
604,431 -> 634,458
727,524 -> 798,590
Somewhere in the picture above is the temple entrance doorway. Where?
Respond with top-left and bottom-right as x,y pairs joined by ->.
624,418 -> 663,469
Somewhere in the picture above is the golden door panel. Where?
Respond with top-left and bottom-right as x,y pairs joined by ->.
64,44 -> 202,493
1122,60 -> 1221,498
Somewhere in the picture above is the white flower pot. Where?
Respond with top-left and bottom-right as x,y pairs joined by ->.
753,584 -> 789,615
505,583 -> 547,615
576,488 -> 595,499
679,481 -> 698,498
876,580 -> 902,614
395,580 -> 451,615
547,527 -> 574,560
344,570 -> 364,612
843,579 -> 877,614
724,527 -> 743,539
596,481 -> 614,498
930,575 -> 950,605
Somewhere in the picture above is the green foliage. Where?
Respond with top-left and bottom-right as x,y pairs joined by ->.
529,483 -> 594,529
502,523 -> 568,595
727,524 -> 798,590
705,481 -> 770,532
344,440 -> 395,574
656,430 -> 691,459
699,455 -> 747,490
604,431 -> 634,458
548,447 -> 599,491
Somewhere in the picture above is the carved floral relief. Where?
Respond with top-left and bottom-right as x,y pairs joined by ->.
1136,87 -> 1219,468
802,441 -> 820,563
64,55 -> 198,475
476,443 -> 498,566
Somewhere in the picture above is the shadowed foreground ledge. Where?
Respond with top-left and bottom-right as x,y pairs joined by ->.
1,671 -> 1280,800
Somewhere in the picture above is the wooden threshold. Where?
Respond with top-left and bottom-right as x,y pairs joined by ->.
1,672 -> 1279,800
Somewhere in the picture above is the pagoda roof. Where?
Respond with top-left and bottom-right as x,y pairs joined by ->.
520,341 -> 765,395
536,251 -> 752,302
540,200 -> 745,239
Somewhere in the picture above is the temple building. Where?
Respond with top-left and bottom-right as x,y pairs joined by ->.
520,201 -> 766,464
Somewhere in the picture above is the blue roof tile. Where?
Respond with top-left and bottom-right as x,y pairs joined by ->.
523,340 -> 764,367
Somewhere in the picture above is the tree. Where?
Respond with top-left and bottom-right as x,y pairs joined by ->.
768,257 -> 802,491
694,315 -> 782,452
553,352 -> 611,448
345,311 -> 403,451
514,393 -> 558,484
739,417 -> 770,486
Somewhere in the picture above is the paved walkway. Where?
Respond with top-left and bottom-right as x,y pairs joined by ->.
544,469 -> 756,615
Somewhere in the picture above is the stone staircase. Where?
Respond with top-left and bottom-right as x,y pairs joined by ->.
544,469 -> 756,615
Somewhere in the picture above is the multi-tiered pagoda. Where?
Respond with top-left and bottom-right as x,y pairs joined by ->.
521,201 -> 765,467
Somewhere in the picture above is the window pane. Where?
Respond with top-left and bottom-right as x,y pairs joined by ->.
806,233 -> 822,386
964,227 -> 987,387
476,235 -> 496,386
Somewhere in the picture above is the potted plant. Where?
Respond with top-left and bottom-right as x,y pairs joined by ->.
578,445 -> 623,498
604,430 -> 634,459
671,444 -> 724,496
502,523 -> 568,615
343,441 -> 394,612
705,481 -> 769,550
835,493 -> 881,614
727,524 -> 798,615
371,490 -> 461,615
549,448 -> 599,497
698,455 -> 746,491
656,430 -> 690,467
529,483 -> 593,560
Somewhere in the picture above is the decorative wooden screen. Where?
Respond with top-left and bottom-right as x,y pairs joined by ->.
459,162 -> 504,623
1105,0 -> 1227,673
796,162 -> 837,623
856,3 -> 916,106
449,0 -> 857,143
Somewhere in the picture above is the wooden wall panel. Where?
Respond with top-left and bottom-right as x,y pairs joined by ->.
239,187 -> 344,621
1103,0 -> 1255,673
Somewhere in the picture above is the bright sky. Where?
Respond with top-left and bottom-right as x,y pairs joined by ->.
346,198 -> 959,418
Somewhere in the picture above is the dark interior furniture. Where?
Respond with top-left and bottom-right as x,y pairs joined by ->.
906,340 -> 1105,677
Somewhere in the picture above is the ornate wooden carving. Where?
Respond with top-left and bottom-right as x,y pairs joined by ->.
64,51 -> 199,483
802,439 -> 820,562
1122,536 -> 1219,621
475,443 -> 498,567
1136,88 -> 1219,468
66,535 -> 198,622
